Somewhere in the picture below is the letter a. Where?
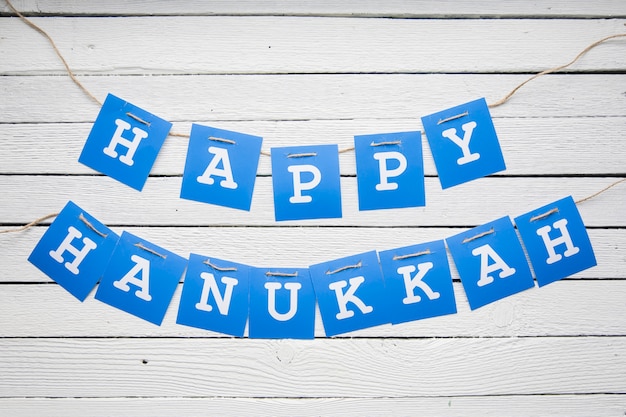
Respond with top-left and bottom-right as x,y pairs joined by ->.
195,272 -> 239,315
471,244 -> 516,287
197,146 -> 238,189
113,255 -> 152,301
328,276 -> 373,320
441,121 -> 480,165
264,282 -> 302,321
536,219 -> 580,265
288,164 -> 321,203
373,151 -> 408,191
397,262 -> 440,304
103,118 -> 149,166
49,226 -> 97,275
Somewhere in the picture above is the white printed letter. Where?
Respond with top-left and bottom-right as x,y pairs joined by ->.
113,255 -> 152,301
264,282 -> 302,321
397,262 -> 440,304
288,164 -> 322,203
441,121 -> 480,165
328,276 -> 373,320
373,151 -> 407,191
195,272 -> 239,315
536,219 -> 580,265
196,146 -> 238,190
102,119 -> 149,166
49,226 -> 97,275
471,244 -> 516,287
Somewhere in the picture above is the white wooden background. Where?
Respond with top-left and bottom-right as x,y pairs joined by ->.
1,1 -> 626,415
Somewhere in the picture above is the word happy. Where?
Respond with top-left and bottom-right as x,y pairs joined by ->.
79,94 -> 506,220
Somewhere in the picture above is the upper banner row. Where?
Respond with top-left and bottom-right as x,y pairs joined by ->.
79,94 -> 506,221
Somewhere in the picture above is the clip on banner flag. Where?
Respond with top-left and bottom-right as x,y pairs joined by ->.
26,195 -> 599,338
79,93 -> 172,191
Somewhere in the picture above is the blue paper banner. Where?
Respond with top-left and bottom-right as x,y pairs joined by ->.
94,231 -> 187,325
248,267 -> 316,339
180,124 -> 263,211
270,144 -> 342,221
28,201 -> 119,301
354,131 -> 425,211
309,251 -> 389,336
379,239 -> 456,324
421,98 -> 506,189
446,216 -> 535,310
176,254 -> 251,337
514,196 -> 597,287
78,93 -> 172,191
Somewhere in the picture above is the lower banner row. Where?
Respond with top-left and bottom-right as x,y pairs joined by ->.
28,197 -> 596,339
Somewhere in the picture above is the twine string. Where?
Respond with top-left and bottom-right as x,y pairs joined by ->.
392,249 -> 431,261
134,242 -> 167,259
126,112 -> 151,127
203,259 -> 238,272
288,152 -> 317,158
488,33 -> 626,108
370,140 -> 402,147
5,0 -> 102,106
462,228 -> 495,244
265,271 -> 298,277
209,136 -> 236,145
437,111 -> 469,125
78,213 -> 108,238
529,207 -> 559,223
326,261 -> 362,275
0,212 -> 59,234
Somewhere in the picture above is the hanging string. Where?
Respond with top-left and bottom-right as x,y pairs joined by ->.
7,0 -> 624,150
5,0 -> 102,106
488,33 -> 626,108
2,178 -> 624,235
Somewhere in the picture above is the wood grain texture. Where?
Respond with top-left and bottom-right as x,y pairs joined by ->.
0,395 -> 625,417
2,17 -> 625,75
2,74 -> 626,123
2,0 -> 626,17
0,337 -> 624,397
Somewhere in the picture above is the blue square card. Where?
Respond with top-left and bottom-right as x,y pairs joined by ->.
421,98 -> 505,189
28,201 -> 119,301
514,196 -> 596,286
354,131 -> 425,211
79,93 -> 172,191
95,231 -> 187,325
379,240 -> 456,324
446,216 -> 535,310
309,251 -> 389,336
248,267 -> 316,339
271,144 -> 342,221
176,254 -> 250,336
180,124 -> 262,211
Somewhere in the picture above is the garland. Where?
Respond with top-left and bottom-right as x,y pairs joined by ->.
3,0 -> 626,338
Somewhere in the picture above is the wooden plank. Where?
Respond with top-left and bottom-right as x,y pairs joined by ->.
0,337 -> 624,397
2,0 -> 625,18
2,227 -> 622,281
0,280 -> 624,338
0,394 -> 624,417
2,117 -> 625,176
1,74 -> 625,123
0,176 -> 623,227
2,17 -> 625,75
